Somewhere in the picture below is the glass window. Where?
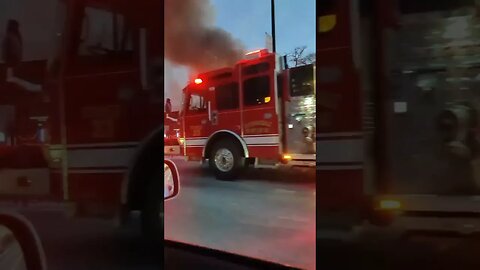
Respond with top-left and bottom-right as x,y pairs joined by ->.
290,64 -> 314,97
215,83 -> 239,110
277,74 -> 283,98
77,7 -> 134,57
243,76 -> 270,106
187,93 -> 207,113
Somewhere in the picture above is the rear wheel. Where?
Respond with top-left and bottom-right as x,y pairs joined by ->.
141,167 -> 162,243
209,140 -> 244,180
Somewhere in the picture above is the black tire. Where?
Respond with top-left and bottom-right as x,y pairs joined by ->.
209,139 -> 244,180
141,167 -> 163,243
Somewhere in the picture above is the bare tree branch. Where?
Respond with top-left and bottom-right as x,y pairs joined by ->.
287,46 -> 316,67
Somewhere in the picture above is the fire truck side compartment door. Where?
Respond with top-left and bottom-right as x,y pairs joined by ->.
206,72 -> 241,138
240,54 -> 280,159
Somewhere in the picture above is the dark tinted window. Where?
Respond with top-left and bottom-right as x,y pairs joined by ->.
277,74 -> 283,98
290,64 -> 314,96
215,83 -> 239,110
243,63 -> 270,76
243,76 -> 270,106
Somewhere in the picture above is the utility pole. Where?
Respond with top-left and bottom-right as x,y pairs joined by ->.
271,0 -> 276,53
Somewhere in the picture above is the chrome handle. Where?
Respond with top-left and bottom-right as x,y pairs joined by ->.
208,101 -> 212,121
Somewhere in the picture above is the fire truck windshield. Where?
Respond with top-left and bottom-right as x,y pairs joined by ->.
187,92 -> 207,113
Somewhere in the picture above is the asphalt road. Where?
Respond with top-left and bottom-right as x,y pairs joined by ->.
164,157 -> 316,270
1,159 -> 480,270
318,232 -> 480,270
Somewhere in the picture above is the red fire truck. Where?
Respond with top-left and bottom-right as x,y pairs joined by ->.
0,0 -> 163,239
164,110 -> 180,155
179,49 -> 316,180
319,0 -> 480,238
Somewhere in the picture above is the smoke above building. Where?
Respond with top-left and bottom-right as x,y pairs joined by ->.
164,0 -> 245,73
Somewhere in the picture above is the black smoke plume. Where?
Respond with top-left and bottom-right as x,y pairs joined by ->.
165,0 -> 245,73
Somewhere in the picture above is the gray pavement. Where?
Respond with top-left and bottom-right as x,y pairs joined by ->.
164,157 -> 316,270
318,233 -> 480,270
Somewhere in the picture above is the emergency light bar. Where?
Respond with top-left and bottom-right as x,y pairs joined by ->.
244,49 -> 269,60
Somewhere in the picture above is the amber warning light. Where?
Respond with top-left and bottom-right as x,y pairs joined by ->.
194,78 -> 203,85
379,199 -> 402,210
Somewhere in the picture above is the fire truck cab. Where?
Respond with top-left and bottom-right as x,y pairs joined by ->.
180,49 -> 316,180
0,0 -> 163,240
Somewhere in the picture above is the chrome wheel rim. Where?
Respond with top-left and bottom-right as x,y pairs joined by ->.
214,148 -> 234,172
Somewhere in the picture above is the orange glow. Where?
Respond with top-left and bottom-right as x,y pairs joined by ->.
264,96 -> 271,103
379,199 -> 402,210
283,154 -> 292,160
194,78 -> 203,84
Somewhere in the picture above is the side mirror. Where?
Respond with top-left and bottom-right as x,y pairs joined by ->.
164,159 -> 180,200
0,211 -> 47,270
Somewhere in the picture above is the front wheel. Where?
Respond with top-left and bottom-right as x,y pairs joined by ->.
209,140 -> 244,180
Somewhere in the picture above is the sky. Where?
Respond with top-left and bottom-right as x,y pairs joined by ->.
165,0 -> 316,109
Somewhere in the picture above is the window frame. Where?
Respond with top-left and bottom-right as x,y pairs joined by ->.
186,91 -> 208,115
289,64 -> 315,97
214,82 -> 240,111
242,75 -> 271,107
67,4 -> 137,73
